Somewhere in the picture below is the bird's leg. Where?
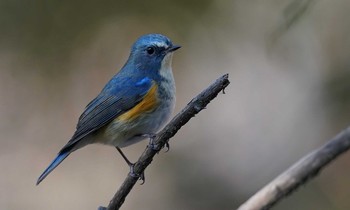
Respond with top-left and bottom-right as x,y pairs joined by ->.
115,147 -> 145,184
144,133 -> 170,152
116,146 -> 133,166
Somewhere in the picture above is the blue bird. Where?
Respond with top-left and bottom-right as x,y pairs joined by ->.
37,34 -> 180,185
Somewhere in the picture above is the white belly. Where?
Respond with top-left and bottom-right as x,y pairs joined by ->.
101,97 -> 175,147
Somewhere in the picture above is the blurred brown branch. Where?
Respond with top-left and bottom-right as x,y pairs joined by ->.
269,0 -> 316,47
237,127 -> 350,210
98,74 -> 230,210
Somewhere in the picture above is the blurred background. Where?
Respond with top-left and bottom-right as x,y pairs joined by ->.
1,0 -> 350,209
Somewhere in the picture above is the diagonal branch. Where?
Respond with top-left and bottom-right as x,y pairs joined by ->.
98,74 -> 230,210
237,126 -> 350,210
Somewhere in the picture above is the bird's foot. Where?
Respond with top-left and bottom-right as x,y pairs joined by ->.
144,133 -> 170,152
143,133 -> 160,151
115,147 -> 145,184
128,163 -> 145,184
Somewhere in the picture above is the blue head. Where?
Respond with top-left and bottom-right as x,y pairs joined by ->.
124,34 -> 181,79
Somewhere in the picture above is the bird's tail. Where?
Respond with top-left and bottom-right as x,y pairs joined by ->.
36,151 -> 70,185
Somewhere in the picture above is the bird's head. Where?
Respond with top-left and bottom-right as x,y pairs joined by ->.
127,34 -> 181,77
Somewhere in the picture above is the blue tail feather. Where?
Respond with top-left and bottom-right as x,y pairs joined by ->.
36,152 -> 70,185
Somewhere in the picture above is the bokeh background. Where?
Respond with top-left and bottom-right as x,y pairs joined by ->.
1,0 -> 350,209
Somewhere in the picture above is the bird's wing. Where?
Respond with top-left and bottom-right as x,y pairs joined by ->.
59,76 -> 156,153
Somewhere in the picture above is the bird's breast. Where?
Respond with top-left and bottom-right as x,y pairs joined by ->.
102,80 -> 175,147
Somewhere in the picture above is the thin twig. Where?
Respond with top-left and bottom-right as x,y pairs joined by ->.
237,127 -> 350,210
98,74 -> 230,210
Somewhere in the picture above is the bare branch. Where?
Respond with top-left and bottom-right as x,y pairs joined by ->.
98,74 -> 230,210
237,127 -> 350,210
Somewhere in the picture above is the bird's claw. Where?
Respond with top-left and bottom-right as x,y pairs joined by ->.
145,133 -> 170,153
148,140 -> 170,153
139,172 -> 145,185
146,133 -> 161,151
222,87 -> 226,94
163,141 -> 170,152
128,163 -> 145,184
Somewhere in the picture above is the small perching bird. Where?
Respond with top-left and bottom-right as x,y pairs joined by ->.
37,34 -> 181,185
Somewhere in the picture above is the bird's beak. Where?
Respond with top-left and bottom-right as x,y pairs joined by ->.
167,45 -> 181,53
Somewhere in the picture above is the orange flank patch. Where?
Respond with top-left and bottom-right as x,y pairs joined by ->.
118,83 -> 159,121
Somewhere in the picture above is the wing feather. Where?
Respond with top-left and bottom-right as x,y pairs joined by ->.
59,77 -> 154,153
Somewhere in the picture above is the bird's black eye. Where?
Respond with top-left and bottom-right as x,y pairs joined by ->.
146,47 -> 155,55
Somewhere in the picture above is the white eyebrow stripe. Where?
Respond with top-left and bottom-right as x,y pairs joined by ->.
151,41 -> 169,48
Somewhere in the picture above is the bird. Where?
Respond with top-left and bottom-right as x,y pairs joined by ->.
36,33 -> 181,185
